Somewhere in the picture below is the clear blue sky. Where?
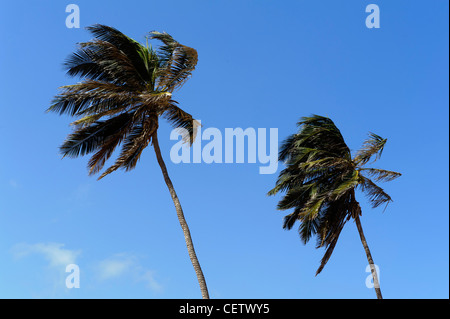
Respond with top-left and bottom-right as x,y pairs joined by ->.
0,0 -> 448,299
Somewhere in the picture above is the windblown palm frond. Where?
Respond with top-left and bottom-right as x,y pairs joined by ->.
149,31 -> 198,92
163,101 -> 200,145
358,176 -> 393,209
354,132 -> 387,165
359,168 -> 402,183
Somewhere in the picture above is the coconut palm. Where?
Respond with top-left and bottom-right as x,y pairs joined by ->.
47,24 -> 209,298
268,115 -> 401,299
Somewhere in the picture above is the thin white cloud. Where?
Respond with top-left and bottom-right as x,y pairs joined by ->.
139,269 -> 163,292
96,253 -> 162,292
9,179 -> 19,188
97,253 -> 135,280
12,242 -> 81,268
11,243 -> 81,297
12,244 -> 162,294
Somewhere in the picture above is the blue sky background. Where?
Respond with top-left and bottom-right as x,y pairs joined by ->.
0,0 -> 448,299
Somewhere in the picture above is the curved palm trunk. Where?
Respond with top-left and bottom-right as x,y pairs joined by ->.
354,214 -> 383,299
152,130 -> 210,299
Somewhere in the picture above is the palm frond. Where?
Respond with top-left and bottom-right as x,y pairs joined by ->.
298,195 -> 326,227
64,46 -> 112,82
48,80 -> 136,116
298,157 -> 352,173
267,168 -> 297,196
359,176 -> 393,209
282,207 -> 302,230
163,100 -> 200,145
360,168 -> 402,182
79,40 -> 146,87
87,124 -> 131,175
60,113 -> 133,158
150,31 -> 198,92
328,170 -> 361,201
354,132 -> 387,165
276,183 -> 317,211
314,192 -> 357,275
86,24 -> 154,83
295,115 -> 352,161
98,116 -> 157,179
298,215 -> 322,245
315,224 -> 344,275
278,134 -> 298,163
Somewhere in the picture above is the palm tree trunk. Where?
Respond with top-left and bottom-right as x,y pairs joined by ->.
152,130 -> 210,299
354,214 -> 383,299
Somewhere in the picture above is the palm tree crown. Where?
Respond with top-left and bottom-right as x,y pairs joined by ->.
268,115 -> 401,289
48,24 -> 199,179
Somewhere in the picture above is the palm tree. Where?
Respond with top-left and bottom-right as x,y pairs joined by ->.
47,24 -> 209,299
268,115 -> 401,299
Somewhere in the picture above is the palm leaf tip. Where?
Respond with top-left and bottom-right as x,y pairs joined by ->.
163,103 -> 199,145
359,176 -> 393,209
355,132 -> 387,165
149,31 -> 198,92
360,168 -> 402,182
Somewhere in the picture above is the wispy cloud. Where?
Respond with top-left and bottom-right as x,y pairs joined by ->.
12,242 -> 81,268
96,253 -> 162,292
11,244 -> 162,295
139,269 -> 162,292
11,242 -> 82,297
97,253 -> 135,280
9,179 -> 19,188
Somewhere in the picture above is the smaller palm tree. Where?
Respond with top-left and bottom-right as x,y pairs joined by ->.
268,115 -> 401,299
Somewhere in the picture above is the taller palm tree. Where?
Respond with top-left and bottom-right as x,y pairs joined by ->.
268,115 -> 401,299
47,25 -> 209,298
